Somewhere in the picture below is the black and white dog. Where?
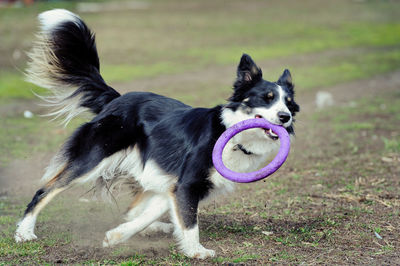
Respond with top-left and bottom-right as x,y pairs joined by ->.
15,9 -> 299,259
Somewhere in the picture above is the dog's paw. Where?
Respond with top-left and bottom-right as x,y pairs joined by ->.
103,230 -> 124,248
14,230 -> 37,242
184,246 -> 215,259
139,222 -> 173,237
15,217 -> 37,243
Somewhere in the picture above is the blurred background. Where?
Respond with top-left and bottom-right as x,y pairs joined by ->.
1,0 -> 399,104
0,0 -> 399,264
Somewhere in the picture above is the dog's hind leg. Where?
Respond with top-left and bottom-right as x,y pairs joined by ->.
15,166 -> 72,242
139,221 -> 173,236
103,191 -> 170,247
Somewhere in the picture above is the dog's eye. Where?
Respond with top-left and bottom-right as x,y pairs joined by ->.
266,92 -> 274,100
287,97 -> 292,102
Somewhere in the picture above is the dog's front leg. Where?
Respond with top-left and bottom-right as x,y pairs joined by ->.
169,184 -> 215,259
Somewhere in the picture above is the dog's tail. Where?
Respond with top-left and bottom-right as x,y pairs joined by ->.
26,9 -> 120,125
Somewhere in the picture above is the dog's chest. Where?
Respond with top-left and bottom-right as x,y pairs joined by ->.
222,142 -> 271,173
204,143 -> 272,203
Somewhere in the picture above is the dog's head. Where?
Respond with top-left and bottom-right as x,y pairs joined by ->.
223,54 -> 300,146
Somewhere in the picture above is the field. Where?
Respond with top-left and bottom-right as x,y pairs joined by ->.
0,0 -> 399,264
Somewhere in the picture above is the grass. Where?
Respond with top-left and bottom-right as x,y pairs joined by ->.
0,71 -> 45,100
101,62 -> 191,83
382,137 -> 400,153
213,254 -> 260,263
185,22 -> 400,65
294,48 -> 400,91
334,122 -> 375,132
1,0 -> 400,100
269,251 -> 301,263
150,47 -> 400,107
118,254 -> 148,265
313,91 -> 400,137
0,115 -> 83,167
0,195 -> 108,264
3,47 -> 400,102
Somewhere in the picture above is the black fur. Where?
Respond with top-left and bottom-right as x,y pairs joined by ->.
277,69 -> 300,115
49,18 -> 120,114
63,93 -> 225,187
230,53 -> 263,102
60,92 -> 225,228
24,188 -> 46,215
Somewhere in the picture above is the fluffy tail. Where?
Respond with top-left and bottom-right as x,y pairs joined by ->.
26,9 -> 120,125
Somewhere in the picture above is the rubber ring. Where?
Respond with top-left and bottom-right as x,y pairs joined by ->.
212,118 -> 290,183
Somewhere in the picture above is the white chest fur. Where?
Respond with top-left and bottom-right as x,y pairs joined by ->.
204,139 -> 279,204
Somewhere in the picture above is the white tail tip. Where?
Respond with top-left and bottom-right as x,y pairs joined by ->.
38,9 -> 80,32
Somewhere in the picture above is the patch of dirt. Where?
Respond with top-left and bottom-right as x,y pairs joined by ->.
0,99 -> 42,119
298,70 -> 400,113
0,152 -> 172,262
0,153 -> 51,197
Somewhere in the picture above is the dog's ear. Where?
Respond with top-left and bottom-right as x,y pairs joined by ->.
278,69 -> 299,117
229,54 -> 262,102
236,54 -> 262,84
277,69 -> 293,90
230,54 -> 262,102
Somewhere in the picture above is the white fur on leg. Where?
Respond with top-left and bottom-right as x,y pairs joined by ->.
103,193 -> 169,247
15,214 -> 37,242
15,188 -> 64,243
168,195 -> 215,259
139,221 -> 173,236
178,225 -> 215,259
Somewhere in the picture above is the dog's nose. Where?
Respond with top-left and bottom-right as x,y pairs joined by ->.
278,111 -> 291,123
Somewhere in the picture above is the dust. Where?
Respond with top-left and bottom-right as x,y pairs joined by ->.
0,153 -> 51,195
0,151 -> 172,258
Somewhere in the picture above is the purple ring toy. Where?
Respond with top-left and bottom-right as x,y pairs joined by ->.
212,118 -> 290,183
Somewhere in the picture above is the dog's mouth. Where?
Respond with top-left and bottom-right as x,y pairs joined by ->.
255,115 -> 279,140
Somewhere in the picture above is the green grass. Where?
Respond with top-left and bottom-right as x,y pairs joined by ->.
1,0 -> 400,99
118,254 -> 148,266
269,251 -> 306,263
186,23 -> 400,65
213,254 -> 260,263
317,90 -> 400,118
0,115 -> 83,167
153,47 -> 400,107
3,47 -> 400,101
0,71 -> 45,100
270,219 -> 338,248
313,91 -> 400,135
101,62 -> 192,83
0,216 -> 14,226
294,49 -> 400,91
0,198 -> 70,264
334,122 -> 375,132
382,137 -> 400,153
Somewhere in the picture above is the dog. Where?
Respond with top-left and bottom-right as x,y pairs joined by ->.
15,9 -> 299,259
